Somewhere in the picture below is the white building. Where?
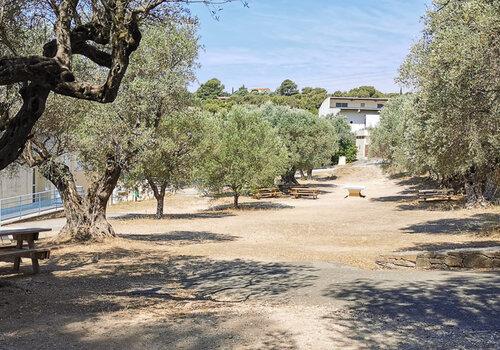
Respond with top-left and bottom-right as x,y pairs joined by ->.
319,96 -> 388,159
0,167 -> 51,199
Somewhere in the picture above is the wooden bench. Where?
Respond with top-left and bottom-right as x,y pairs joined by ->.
253,187 -> 281,199
289,187 -> 319,199
0,227 -> 52,274
417,189 -> 454,202
344,186 -> 366,198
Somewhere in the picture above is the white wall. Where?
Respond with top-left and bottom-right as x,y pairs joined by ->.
366,114 -> 380,128
0,167 -> 33,199
319,98 -> 337,117
341,112 -> 366,132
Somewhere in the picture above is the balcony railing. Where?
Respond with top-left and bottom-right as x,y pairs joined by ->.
0,187 -> 84,225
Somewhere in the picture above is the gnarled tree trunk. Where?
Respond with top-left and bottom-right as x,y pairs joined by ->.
36,156 -> 120,242
0,10 -> 142,172
147,178 -> 167,219
463,166 -> 493,208
307,168 -> 313,180
282,168 -> 299,186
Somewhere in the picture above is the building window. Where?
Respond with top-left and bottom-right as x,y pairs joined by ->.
377,104 -> 384,109
349,121 -> 353,124
336,103 -> 348,108
361,103 -> 365,107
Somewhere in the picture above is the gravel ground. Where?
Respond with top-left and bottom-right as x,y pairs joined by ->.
1,163 -> 499,349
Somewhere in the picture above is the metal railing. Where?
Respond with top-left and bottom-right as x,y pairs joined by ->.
0,187 -> 83,225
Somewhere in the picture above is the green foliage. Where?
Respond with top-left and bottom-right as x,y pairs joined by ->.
328,117 -> 357,163
128,109 -> 210,190
195,78 -> 226,100
72,102 -> 152,176
233,85 -> 249,96
262,103 -> 338,175
276,79 -> 299,96
372,0 -> 500,204
199,84 -> 327,114
197,105 -> 288,206
27,19 -> 201,187
370,95 -> 421,172
123,23 -> 199,117
333,85 -> 387,98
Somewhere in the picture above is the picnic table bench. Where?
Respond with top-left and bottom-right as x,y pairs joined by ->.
289,187 -> 319,199
253,187 -> 281,199
344,185 -> 366,198
417,189 -> 454,202
0,227 -> 52,274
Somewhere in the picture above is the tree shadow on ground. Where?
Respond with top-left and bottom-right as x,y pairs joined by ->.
322,274 -> 500,349
370,193 -> 463,212
391,175 -> 439,192
112,211 -> 235,221
397,240 -> 500,252
315,174 -> 338,181
208,201 -> 294,212
402,213 -> 500,235
298,182 -> 338,189
257,330 -> 299,350
0,248 -> 318,349
120,231 -> 238,246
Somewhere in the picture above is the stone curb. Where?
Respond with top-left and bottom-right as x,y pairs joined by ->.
376,247 -> 500,270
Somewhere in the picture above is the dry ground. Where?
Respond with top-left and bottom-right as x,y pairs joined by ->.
109,162 -> 499,269
1,162 -> 499,349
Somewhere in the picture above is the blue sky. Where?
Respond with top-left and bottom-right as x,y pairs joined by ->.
190,0 -> 429,94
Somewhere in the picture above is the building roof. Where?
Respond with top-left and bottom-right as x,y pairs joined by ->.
329,96 -> 389,102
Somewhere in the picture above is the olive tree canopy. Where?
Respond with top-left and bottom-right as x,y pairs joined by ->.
0,0 -> 242,170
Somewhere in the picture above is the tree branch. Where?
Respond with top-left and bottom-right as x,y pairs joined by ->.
0,84 -> 51,170
0,56 -> 75,86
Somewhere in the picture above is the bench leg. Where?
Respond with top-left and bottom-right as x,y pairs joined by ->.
13,257 -> 21,271
26,239 -> 40,274
31,257 -> 40,274
13,239 -> 23,271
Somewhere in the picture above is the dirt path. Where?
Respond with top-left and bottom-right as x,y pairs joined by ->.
1,162 -> 498,349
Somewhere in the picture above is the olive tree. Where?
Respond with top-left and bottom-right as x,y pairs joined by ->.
397,0 -> 500,206
197,105 -> 288,208
262,103 -> 338,184
327,116 -> 357,164
128,109 -> 209,219
0,0 -> 242,171
21,21 -> 200,241
370,94 -> 425,173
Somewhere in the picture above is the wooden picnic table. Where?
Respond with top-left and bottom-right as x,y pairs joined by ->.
253,187 -> 281,199
289,187 -> 319,199
417,189 -> 454,202
0,227 -> 52,274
